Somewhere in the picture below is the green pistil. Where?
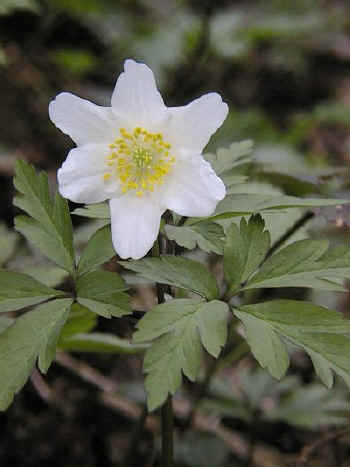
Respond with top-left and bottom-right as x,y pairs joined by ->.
132,146 -> 153,169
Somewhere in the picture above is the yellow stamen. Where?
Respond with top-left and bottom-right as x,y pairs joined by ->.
103,126 -> 175,196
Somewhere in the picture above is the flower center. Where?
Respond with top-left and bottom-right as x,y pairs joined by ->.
103,127 -> 175,197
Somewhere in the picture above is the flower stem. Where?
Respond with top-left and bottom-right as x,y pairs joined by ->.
121,406 -> 148,467
153,229 -> 174,467
223,210 -> 315,302
186,337 -> 249,427
262,210 -> 315,263
161,395 -> 174,467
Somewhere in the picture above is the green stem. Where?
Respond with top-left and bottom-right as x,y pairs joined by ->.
262,210 -> 314,263
223,210 -> 315,302
187,337 -> 249,427
153,229 -> 174,467
121,406 -> 148,467
216,338 -> 250,372
161,395 -> 174,467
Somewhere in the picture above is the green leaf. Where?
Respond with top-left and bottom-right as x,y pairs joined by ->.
52,49 -> 97,77
258,170 -> 319,196
203,140 -> 252,195
23,266 -> 69,288
222,174 -> 248,189
15,216 -> 71,272
0,47 -> 6,65
233,310 -> 289,379
309,351 -> 334,388
120,256 -> 219,300
204,193 -> 348,222
244,239 -> 350,292
58,302 -> 98,341
59,332 -> 149,354
241,369 -> 350,429
15,216 -> 73,275
13,160 -> 52,223
237,300 -> 350,333
174,431 -> 230,467
13,161 -> 75,274
242,369 -> 299,409
72,203 -> 110,219
0,298 -> 72,410
0,317 -> 14,334
77,224 -> 115,276
234,300 -> 350,387
0,270 -> 65,312
0,0 -> 38,15
216,183 -> 309,246
50,0 -> 106,15
204,140 -> 253,175
0,223 -> 19,266
267,384 -> 350,429
134,299 -> 228,410
201,380 -> 252,422
164,222 -> 225,254
224,214 -> 270,294
76,270 -> 131,318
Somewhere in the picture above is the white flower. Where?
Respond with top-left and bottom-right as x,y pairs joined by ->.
49,59 -> 228,259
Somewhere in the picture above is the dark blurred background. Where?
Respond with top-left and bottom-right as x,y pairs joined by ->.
2,1 -> 350,466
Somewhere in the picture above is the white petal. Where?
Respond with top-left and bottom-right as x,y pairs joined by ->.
58,144 -> 118,203
111,59 -> 167,128
163,156 -> 226,217
49,92 -> 119,145
164,93 -> 228,154
109,195 -> 164,259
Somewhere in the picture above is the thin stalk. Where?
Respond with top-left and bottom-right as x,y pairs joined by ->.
187,338 -> 250,427
122,406 -> 148,467
161,396 -> 174,467
153,230 -> 174,467
262,210 -> 314,263
223,210 -> 315,302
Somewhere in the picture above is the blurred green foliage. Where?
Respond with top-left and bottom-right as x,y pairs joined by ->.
1,0 -> 350,170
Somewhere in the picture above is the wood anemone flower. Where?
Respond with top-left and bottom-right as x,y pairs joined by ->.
49,59 -> 228,259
